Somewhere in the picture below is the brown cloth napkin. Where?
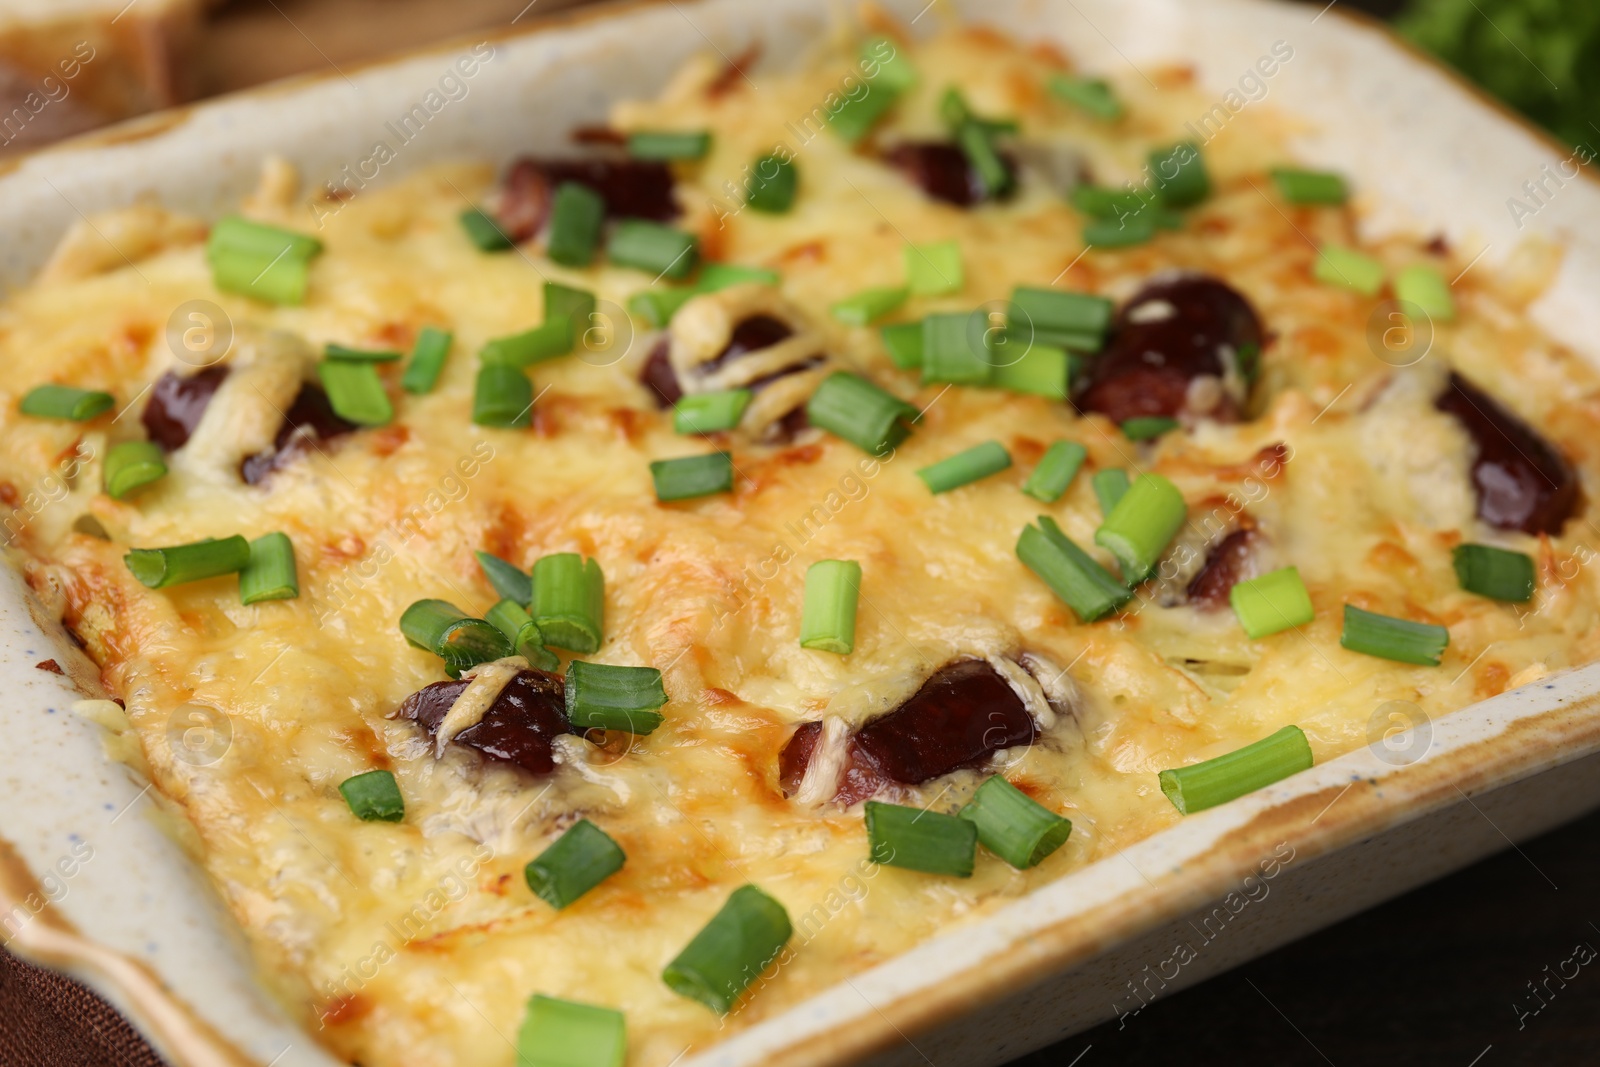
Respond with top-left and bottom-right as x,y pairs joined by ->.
0,947 -> 169,1067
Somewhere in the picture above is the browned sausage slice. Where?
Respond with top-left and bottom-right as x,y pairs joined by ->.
141,366 -> 230,451
395,669 -> 571,775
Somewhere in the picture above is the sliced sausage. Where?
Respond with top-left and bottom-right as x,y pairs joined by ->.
1186,528 -> 1261,609
240,385 -> 358,485
499,157 -> 678,242
141,366 -> 230,451
639,337 -> 682,409
882,141 -> 1016,207
396,669 -> 571,775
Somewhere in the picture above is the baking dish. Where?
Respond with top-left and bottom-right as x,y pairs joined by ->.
2,1 -> 1599,1065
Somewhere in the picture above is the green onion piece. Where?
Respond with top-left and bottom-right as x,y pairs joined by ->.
628,288 -> 697,328
525,819 -> 627,909
532,553 -> 604,654
904,240 -> 963,296
206,216 -> 322,304
627,129 -> 711,161
324,342 -> 402,363
1094,472 -> 1186,583
338,770 -> 404,822
936,87 -> 1018,135
1121,416 -> 1178,441
1083,215 -> 1158,249
992,344 -> 1070,399
104,440 -> 167,499
1159,725 -> 1313,815
607,220 -> 699,279
828,82 -> 900,144
517,995 -> 626,1067
546,181 -> 606,268
1149,141 -> 1210,208
662,885 -> 793,1014
458,207 -> 514,251
651,453 -> 734,501
124,535 -> 252,589
1048,73 -> 1122,120
1269,166 -> 1348,205
674,390 -> 752,435
959,776 -> 1072,869
1071,184 -> 1152,220
864,801 -> 977,877
1394,264 -> 1456,322
476,550 -> 532,603
863,35 -> 918,93
399,600 -> 510,679
565,660 -> 667,734
480,321 -> 570,367
745,153 -> 798,214
917,440 -> 1012,494
401,326 -> 453,394
697,262 -> 781,290
921,312 -> 991,385
805,372 -> 917,455
799,559 -> 861,655
1230,566 -> 1315,639
485,598 -> 558,671
239,532 -> 298,604
1314,245 -> 1386,296
1092,469 -> 1129,516
400,597 -> 468,650
955,119 -> 1013,199
1016,515 -> 1130,622
1453,543 -> 1534,603
317,361 -> 392,427
20,385 -> 113,421
472,364 -> 533,428
879,321 -> 925,369
831,286 -> 909,327
1022,440 -> 1087,503
1340,604 -> 1450,666
1007,287 -> 1113,349
546,282 -> 597,347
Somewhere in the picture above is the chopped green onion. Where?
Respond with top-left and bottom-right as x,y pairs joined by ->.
674,390 -> 752,434
879,321 -> 925,370
1022,440 -> 1087,503
532,553 -> 604,654
565,660 -> 668,734
959,776 -> 1072,869
485,598 -> 558,670
458,207 -> 514,251
124,535 -> 251,589
628,288 -> 697,328
1121,416 -> 1178,441
921,312 -> 991,385
1340,604 -> 1449,666
1230,567 -> 1315,639
1016,515 -> 1130,622
401,327 -> 453,394
207,215 -> 322,260
317,361 -> 392,426
1071,184 -> 1152,220
324,342 -> 401,363
831,286 -> 909,327
517,995 -> 626,1067
1159,725 -> 1313,815
480,321 -> 570,367
472,364 -> 533,428
1094,472 -> 1186,583
239,532 -> 298,604
399,599 -> 512,676
992,344 -> 1070,399
1314,245 -> 1386,296
1007,287 -> 1113,351
103,440 -> 167,499
651,453 -> 734,501
1453,543 -> 1534,603
805,372 -> 917,455
20,385 -> 113,421
1048,74 -> 1122,120
607,219 -> 699,279
206,216 -> 322,305
863,35 -> 918,93
663,885 -> 793,1014
627,129 -> 711,161
546,181 -> 605,267
864,801 -> 977,877
476,550 -> 532,603
338,770 -> 404,822
954,119 -> 1013,200
1083,215 -> 1159,249
1269,167 -> 1348,205
904,240 -> 963,296
937,87 -> 1018,136
917,440 -> 1011,494
697,262 -> 781,290
1092,469 -> 1129,516
828,76 -> 901,144
1149,141 -> 1210,208
1394,264 -> 1456,322
525,819 -> 627,909
799,559 -> 861,655
745,154 -> 798,214
546,282 -> 597,346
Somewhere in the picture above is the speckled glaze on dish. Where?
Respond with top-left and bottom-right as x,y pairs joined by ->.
1,2 -> 1598,1066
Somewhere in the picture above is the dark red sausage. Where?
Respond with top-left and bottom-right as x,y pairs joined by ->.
1076,274 -> 1263,424
639,338 -> 682,409
778,721 -> 822,796
1434,372 -> 1578,535
499,157 -> 678,242
240,385 -> 358,485
141,366 -> 230,450
395,669 -> 571,775
703,315 -> 793,372
1187,528 -> 1260,609
882,142 -> 1015,207
641,316 -> 814,438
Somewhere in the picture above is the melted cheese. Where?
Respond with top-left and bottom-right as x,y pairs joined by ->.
2,25 -> 1600,1067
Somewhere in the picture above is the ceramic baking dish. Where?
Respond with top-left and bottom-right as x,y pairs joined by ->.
2,1 -> 1599,1065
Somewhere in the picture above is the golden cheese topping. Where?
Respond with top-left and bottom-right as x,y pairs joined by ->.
3,22 -> 1600,1067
